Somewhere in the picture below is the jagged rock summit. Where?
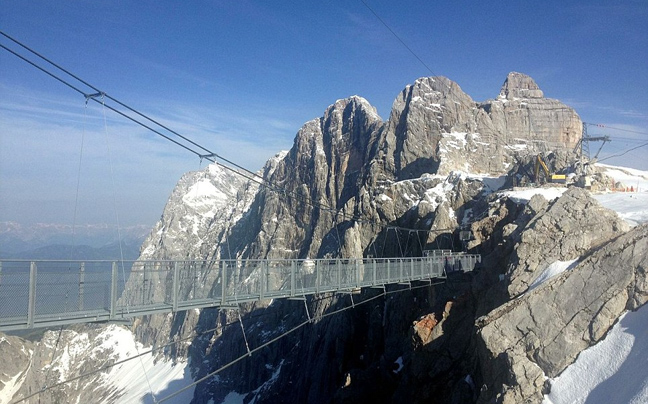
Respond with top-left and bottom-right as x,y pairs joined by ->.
499,71 -> 544,99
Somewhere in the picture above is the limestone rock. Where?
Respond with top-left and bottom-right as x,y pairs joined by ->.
4,72 -> 593,404
477,223 -> 648,403
0,333 -> 33,402
499,72 -> 544,99
506,187 -> 629,298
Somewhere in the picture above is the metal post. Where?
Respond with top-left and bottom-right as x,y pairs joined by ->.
78,262 -> 85,311
110,262 -> 117,319
192,261 -> 198,300
387,259 -> 390,282
291,260 -> 296,297
315,260 -> 320,293
372,259 -> 376,285
399,259 -> 403,281
337,259 -> 341,288
142,262 -> 148,305
355,260 -> 360,287
410,258 -> 414,281
221,261 -> 227,305
0,261 -> 3,288
260,260 -> 265,300
172,261 -> 179,312
27,262 -> 36,328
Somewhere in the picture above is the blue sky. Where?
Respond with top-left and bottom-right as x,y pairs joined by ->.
1,1 -> 647,228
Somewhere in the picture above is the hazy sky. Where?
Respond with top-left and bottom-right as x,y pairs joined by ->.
1,1 -> 647,228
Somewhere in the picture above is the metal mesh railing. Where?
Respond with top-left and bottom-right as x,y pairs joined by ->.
0,253 -> 480,330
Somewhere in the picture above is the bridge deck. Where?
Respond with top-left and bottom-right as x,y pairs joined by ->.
0,254 -> 479,331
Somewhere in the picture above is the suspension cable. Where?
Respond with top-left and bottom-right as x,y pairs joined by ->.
98,93 -> 157,401
157,280 -> 445,403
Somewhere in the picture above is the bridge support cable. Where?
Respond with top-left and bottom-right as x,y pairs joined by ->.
237,308 -> 252,357
394,227 -> 404,257
303,298 -> 312,322
97,92 -> 156,400
157,281 -> 448,403
97,94 -> 130,317
42,325 -> 65,398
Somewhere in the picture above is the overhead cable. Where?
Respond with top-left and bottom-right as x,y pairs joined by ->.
597,142 -> 648,163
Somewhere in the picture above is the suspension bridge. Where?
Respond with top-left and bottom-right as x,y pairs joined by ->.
0,253 -> 479,331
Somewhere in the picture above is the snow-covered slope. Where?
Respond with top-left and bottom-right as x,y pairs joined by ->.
100,325 -> 194,404
594,164 -> 648,227
544,303 -> 648,404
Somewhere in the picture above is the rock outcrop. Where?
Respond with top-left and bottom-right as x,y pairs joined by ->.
477,222 -> 648,403
375,72 -> 581,180
505,187 -> 629,298
0,333 -> 33,404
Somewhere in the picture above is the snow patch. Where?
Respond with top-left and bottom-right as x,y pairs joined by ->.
99,325 -> 195,404
598,164 -> 648,191
593,192 -> 648,227
499,187 -> 568,203
543,303 -> 648,404
594,164 -> 648,226
0,367 -> 28,404
464,173 -> 507,193
183,179 -> 229,215
527,259 -> 579,292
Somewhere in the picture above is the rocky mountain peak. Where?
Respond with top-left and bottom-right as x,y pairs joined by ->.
327,95 -> 382,121
499,71 -> 544,99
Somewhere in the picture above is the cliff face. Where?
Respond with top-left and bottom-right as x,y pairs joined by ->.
223,72 -> 581,264
377,72 -> 581,180
476,221 -> 648,403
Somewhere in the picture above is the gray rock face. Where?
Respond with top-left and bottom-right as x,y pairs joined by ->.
374,72 -> 581,180
499,71 -> 544,99
118,160 -> 262,349
0,333 -> 33,403
11,325 -> 141,404
477,222 -> 648,403
124,73 -> 585,404
138,161 -> 260,261
506,187 -> 630,298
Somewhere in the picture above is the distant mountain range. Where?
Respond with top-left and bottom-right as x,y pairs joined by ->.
0,221 -> 149,259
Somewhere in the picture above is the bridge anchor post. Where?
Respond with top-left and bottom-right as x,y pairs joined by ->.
172,262 -> 179,312
110,262 -> 117,320
78,262 -> 85,311
27,262 -> 36,328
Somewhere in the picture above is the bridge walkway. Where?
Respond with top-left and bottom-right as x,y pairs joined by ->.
0,254 -> 480,331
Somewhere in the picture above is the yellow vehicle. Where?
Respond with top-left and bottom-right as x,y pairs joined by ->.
535,154 -> 566,184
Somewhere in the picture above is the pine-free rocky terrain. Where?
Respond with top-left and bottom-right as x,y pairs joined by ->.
2,72 -> 647,404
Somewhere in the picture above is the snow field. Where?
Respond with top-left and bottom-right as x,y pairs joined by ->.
527,259 -> 579,292
543,303 -> 648,404
99,325 -> 195,403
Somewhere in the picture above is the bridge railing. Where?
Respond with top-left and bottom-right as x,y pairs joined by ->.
0,254 -> 480,330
